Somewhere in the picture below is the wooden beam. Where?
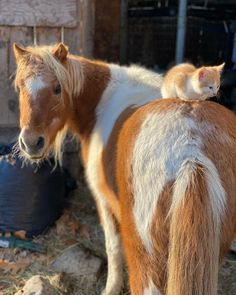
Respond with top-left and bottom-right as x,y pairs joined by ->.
0,0 -> 77,28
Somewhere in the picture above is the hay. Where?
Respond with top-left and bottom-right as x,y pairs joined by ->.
0,183 -> 128,295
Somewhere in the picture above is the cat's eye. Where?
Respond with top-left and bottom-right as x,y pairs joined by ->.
54,84 -> 61,95
209,86 -> 213,90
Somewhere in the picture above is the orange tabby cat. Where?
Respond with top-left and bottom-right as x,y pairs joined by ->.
161,63 -> 225,101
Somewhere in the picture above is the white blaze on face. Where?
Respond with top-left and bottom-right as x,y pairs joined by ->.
25,76 -> 45,100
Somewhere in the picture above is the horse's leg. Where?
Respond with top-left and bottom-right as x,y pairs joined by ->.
121,222 -> 163,295
119,188 -> 170,295
98,200 -> 124,295
121,230 -> 163,295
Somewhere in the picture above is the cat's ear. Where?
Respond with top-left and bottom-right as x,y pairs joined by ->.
198,67 -> 207,81
215,62 -> 225,73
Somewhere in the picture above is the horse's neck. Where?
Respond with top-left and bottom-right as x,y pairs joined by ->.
67,57 -> 111,138
68,57 -> 162,145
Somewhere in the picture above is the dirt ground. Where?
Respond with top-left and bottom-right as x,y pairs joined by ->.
0,181 -> 235,295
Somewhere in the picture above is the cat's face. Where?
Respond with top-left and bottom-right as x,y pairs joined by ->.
193,63 -> 224,98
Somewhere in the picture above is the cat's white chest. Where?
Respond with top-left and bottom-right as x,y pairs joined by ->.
185,79 -> 196,98
184,79 -> 203,100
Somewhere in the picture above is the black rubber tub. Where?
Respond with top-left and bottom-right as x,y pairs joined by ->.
0,144 -> 67,237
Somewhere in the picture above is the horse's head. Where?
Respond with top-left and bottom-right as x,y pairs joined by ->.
13,43 -> 76,162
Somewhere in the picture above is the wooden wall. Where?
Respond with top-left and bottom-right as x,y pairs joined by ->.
0,0 -> 94,127
93,0 -> 121,62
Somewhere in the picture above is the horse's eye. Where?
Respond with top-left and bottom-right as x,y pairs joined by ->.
54,84 -> 61,95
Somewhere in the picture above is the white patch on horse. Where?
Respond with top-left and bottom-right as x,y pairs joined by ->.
96,64 -> 163,143
144,280 -> 162,295
132,109 -> 226,253
25,76 -> 45,100
100,202 -> 124,295
86,64 -> 162,294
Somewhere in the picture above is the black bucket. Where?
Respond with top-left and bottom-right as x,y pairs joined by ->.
0,144 -> 66,237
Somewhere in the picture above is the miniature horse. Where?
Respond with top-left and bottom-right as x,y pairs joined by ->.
13,43 -> 236,295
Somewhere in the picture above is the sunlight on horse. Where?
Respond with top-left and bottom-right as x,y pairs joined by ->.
14,43 -> 236,295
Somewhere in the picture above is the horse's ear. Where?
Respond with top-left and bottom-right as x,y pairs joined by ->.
13,43 -> 29,64
52,43 -> 68,62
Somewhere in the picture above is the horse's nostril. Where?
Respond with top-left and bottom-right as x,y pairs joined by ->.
36,136 -> 45,149
19,134 -> 45,155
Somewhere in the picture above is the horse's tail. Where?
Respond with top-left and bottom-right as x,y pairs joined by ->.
166,160 -> 225,295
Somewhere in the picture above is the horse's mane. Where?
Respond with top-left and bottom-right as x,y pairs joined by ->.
15,45 -> 84,102
15,44 -> 84,166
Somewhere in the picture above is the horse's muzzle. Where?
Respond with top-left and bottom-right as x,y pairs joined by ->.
19,129 -> 45,158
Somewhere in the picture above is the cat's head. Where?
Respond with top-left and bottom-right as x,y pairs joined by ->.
192,63 -> 225,98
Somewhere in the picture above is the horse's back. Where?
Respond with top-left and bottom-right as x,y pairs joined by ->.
117,98 -> 236,184
117,98 -> 236,231
117,99 -> 236,203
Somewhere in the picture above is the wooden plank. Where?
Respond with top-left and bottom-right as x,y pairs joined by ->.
64,27 -> 81,55
9,26 -> 33,77
65,0 -> 82,55
0,27 -> 11,125
0,0 -> 77,28
37,27 -> 61,45
0,27 -> 10,77
8,27 -> 33,126
81,0 -> 95,58
65,0 -> 94,56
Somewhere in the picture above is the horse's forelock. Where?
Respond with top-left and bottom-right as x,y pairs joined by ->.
15,45 -> 84,103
